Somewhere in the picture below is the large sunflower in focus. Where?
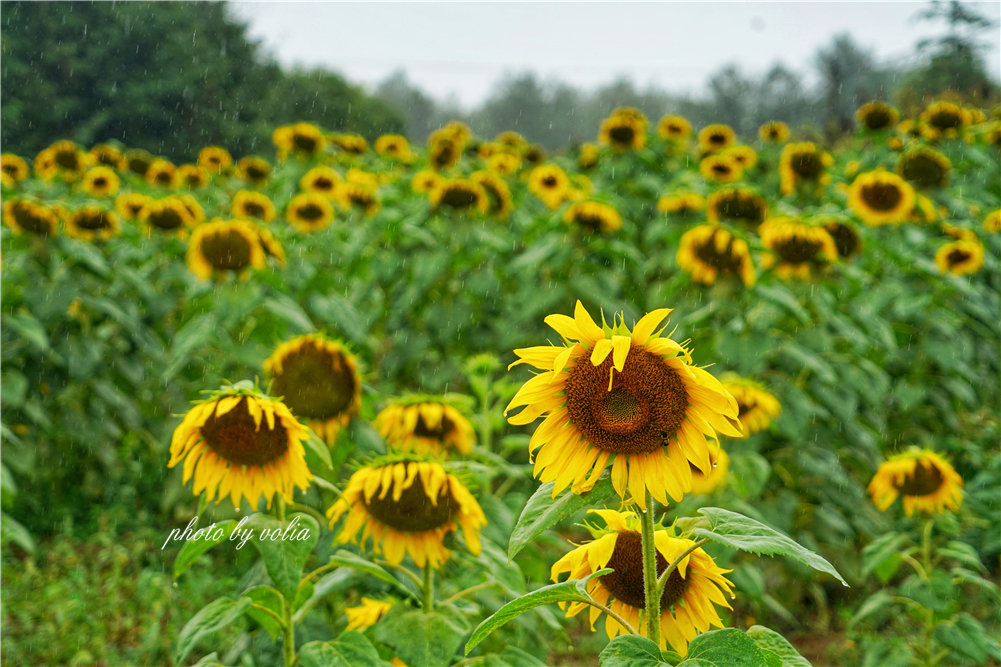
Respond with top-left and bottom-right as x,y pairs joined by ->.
720,375 -> 781,435
327,458 -> 486,568
168,383 -> 313,509
847,168 -> 915,226
551,509 -> 734,655
868,449 -> 962,516
506,302 -> 742,508
676,225 -> 756,287
373,399 -> 475,458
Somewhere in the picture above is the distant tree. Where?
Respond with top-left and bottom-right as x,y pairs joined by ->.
814,34 -> 891,136
472,73 -> 550,143
706,65 -> 756,135
754,64 -> 814,128
376,70 -> 440,142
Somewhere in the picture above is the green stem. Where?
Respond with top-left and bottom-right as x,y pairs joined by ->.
282,597 -> 296,667
640,490 -> 661,645
290,502 -> 326,526
920,519 -> 937,666
443,581 -> 501,605
423,562 -> 435,614
921,519 -> 934,578
276,496 -> 287,523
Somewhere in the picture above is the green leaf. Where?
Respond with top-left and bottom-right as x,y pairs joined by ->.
861,532 -> 908,582
299,632 -> 388,667
847,590 -> 894,630
190,653 -> 225,667
376,608 -> 469,667
754,285 -> 810,325
677,628 -> 780,667
508,473 -> 615,559
6,312 -> 50,353
303,431 -> 333,471
246,513 -> 319,600
935,612 -> 993,664
939,540 -> 986,573
599,635 -> 671,667
174,596 -> 252,664
172,519 -> 238,579
465,569 -> 612,654
243,585 -> 284,640
164,313 -> 216,381
951,566 -> 1001,602
263,294 -> 315,333
694,508 -> 847,586
746,626 -> 811,667
0,512 -> 35,554
326,549 -> 416,598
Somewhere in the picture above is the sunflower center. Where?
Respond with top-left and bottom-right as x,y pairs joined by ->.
573,213 -> 607,232
363,476 -> 458,532
414,413 -> 456,440
864,109 -> 892,130
711,163 -> 732,176
242,201 -> 265,218
246,164 -> 269,181
149,208 -> 184,230
297,203 -> 325,222
709,133 -> 726,146
201,397 -> 289,467
929,111 -> 961,130
293,134 -> 318,152
609,125 -> 636,144
312,177 -> 335,192
900,154 -> 946,189
565,346 -> 689,454
694,233 -> 744,273
736,400 -> 753,418
713,192 -> 766,225
12,203 -> 54,235
199,229 -> 253,271
825,223 -> 860,258
128,156 -> 152,175
542,175 -> 558,188
154,170 -> 173,186
271,344 -> 357,420
790,152 -> 822,178
93,177 -> 109,189
348,190 -> 374,208
55,149 -> 80,171
775,236 -> 823,264
75,211 -> 113,230
440,186 -> 479,209
896,461 -> 944,496
860,182 -> 903,211
946,249 -> 971,266
602,531 -> 689,611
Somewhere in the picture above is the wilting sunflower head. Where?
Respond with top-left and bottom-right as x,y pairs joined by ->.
676,225 -> 756,287
759,217 -> 838,280
578,142 -> 600,170
237,156 -> 272,185
1,154 -> 30,182
657,192 -> 705,215
186,219 -> 268,281
177,164 -> 211,189
139,196 -> 196,236
168,382 -> 313,509
264,334 -> 361,444
758,121 -> 789,143
697,124 -> 736,153
529,164 -> 572,209
231,190 -> 276,223
373,399 -> 475,458
327,457 -> 486,568
145,159 -> 177,188
81,166 -> 121,197
658,115 -> 693,141
921,101 -> 970,134
115,193 -> 153,221
599,111 -> 648,151
88,144 -> 125,169
855,101 -> 900,131
699,154 -> 743,183
411,169 -> 444,194
934,239 -> 984,276
274,123 -> 328,159
719,375 -> 781,435
471,170 -> 514,219
551,509 -> 734,655
345,598 -> 394,632
337,182 -> 381,216
66,205 -> 120,242
689,444 -> 729,495
286,192 -> 335,232
428,138 -> 462,171
868,448 -> 962,516
198,146 -> 233,173
848,168 -> 916,226
375,134 -> 415,162
3,198 -> 60,237
778,142 -> 832,195
563,201 -> 623,234
506,301 -> 743,508
299,166 -> 343,198
721,145 -> 758,170
896,146 -> 951,189
984,209 -> 1001,233
706,187 -> 768,228
124,149 -> 155,177
429,178 -> 490,215
820,218 -> 864,260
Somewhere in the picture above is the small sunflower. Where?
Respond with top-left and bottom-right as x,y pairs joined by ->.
848,168 -> 916,226
89,144 -> 124,169
599,108 -> 648,151
3,198 -> 60,237
345,598 -> 393,632
676,225 -> 756,287
264,334 -> 362,444
759,217 -> 838,280
373,399 -> 475,458
896,146 -> 951,189
657,192 -> 705,215
375,134 -> 415,163
506,301 -> 742,508
198,146 -> 233,174
286,193 -> 335,232
934,239 -> 984,276
758,121 -> 789,143
237,156 -> 272,185
779,142 -> 832,195
168,383 -> 313,509
529,164 -> 573,209
522,144 -> 547,166
300,166 -> 343,199
471,170 -> 513,219
429,178 -> 489,215
496,130 -> 527,149
66,205 -> 120,241
689,444 -> 729,495
145,159 -> 177,188
327,458 -> 486,568
411,169 -> 444,194
124,149 -> 155,176
177,164 -> 212,189
231,190 -> 277,223
868,449 -> 962,516
38,140 -> 89,180
720,375 -> 781,435
721,145 -> 757,170
1,154 -> 30,182
488,152 -> 522,175
139,196 -> 196,236
578,143 -> 600,170
699,154 -> 743,183
821,219 -> 864,260
984,209 -> 1001,233
564,201 -> 623,234
337,182 -> 380,216
81,166 -> 121,197
186,219 -> 268,281
697,124 -> 736,153
428,138 -> 462,171
331,133 -> 369,156
855,101 -> 899,131
274,123 -> 327,159
706,187 -> 768,228
551,509 -> 734,655
115,193 -> 153,221
921,101 -> 969,135
657,115 -> 693,142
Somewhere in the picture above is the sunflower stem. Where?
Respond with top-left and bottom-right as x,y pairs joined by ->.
423,562 -> 435,614
920,519 -> 934,578
276,496 -> 287,523
640,490 -> 661,645
282,597 -> 296,667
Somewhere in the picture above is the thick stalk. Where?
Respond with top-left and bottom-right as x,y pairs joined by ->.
282,600 -> 295,667
423,562 -> 435,614
640,490 -> 661,645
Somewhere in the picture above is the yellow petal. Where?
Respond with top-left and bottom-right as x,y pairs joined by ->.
631,308 -> 672,345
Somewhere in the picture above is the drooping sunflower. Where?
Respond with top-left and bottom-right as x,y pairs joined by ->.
89,144 -> 125,169
688,443 -> 729,496
855,101 -> 900,131
231,190 -> 276,223
115,192 -> 153,221
921,101 -> 969,136
331,133 -> 369,156
66,205 -> 121,242
821,218 -> 864,260
300,166 -> 343,199
522,144 -> 547,166
757,121 -> 789,143
198,146 -> 233,174
264,334 -> 362,445
286,193 -> 335,232
778,142 -> 832,195
139,196 -> 196,236
676,225 -> 756,287
706,187 -> 768,228
124,149 -> 155,176
237,156 -> 272,185
373,399 -> 475,458
564,201 -> 623,234
984,209 -> 1001,233
506,301 -> 742,507
529,164 -> 573,209
145,159 -> 177,188
657,192 -> 705,216
327,458 -> 486,568
719,375 -> 781,435
657,115 -> 693,142
551,509 -> 734,655
759,217 -> 838,280
471,170 -> 513,219
868,449 -> 963,516
337,182 -> 381,216
697,124 -> 736,153
934,239 -> 984,276
345,598 -> 394,632
428,138 -> 462,171
699,154 -> 743,183
177,164 -> 211,189
186,219 -> 268,281
896,146 -> 951,189
1,154 -> 30,182
3,198 -> 60,237
429,178 -> 489,215
274,122 -> 327,159
411,169 -> 443,194
81,166 -> 121,197
375,134 -> 415,163
599,108 -> 648,151
168,383 -> 313,509
847,168 -> 916,226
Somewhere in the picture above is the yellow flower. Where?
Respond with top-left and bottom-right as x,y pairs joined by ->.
274,123 -> 327,159
429,178 -> 489,215
934,239 -> 984,276
721,145 -> 757,170
198,146 -> 233,173
563,201 -> 623,234
237,156 -> 272,185
578,142 -> 600,170
186,219 -> 270,281
896,146 -> 951,189
231,190 -> 276,223
428,138 -> 462,171
300,166 -> 343,199
331,133 -> 369,155
145,159 -> 177,188
821,219 -> 864,260
848,169 -> 916,226
529,164 -> 573,209
345,598 -> 393,632
36,140 -> 90,180
487,152 -> 522,175
81,166 -> 121,197
657,115 -> 693,141
88,144 -> 125,170
375,134 -> 415,163
921,101 -> 970,135
599,108 -> 648,151
176,164 -> 211,189
706,187 -> 768,228
471,170 -> 513,219
868,449 -> 962,516
779,142 -> 832,195
3,198 -> 60,237
337,182 -> 380,216
657,192 -> 705,215
676,225 -> 756,287
286,193 -> 335,232
697,124 -> 736,152
759,217 -> 838,280
720,375 -> 781,435
115,193 -> 153,221
984,209 -> 1001,233
758,121 -> 789,143
66,205 -> 120,242
1,153 -> 30,182
699,154 -> 743,183
139,196 -> 197,236
373,400 -> 475,458
123,149 -> 155,176
855,101 -> 899,131
689,444 -> 729,495
411,169 -> 443,194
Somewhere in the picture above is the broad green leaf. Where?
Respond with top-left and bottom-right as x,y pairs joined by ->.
465,569 -> 612,654
0,512 -> 35,554
190,653 -> 225,667
174,596 -> 251,664
860,532 -> 908,581
243,585 -> 284,640
847,590 -> 894,630
326,549 -> 416,598
694,508 -> 847,586
303,431 -> 333,471
508,473 -> 615,559
939,540 -> 986,573
172,519 -> 238,579
754,285 -> 810,324
6,313 -> 50,353
164,313 -> 216,381
262,294 -> 315,332
900,570 -> 954,612
598,635 -> 671,667
246,513 -> 319,600
481,646 -> 550,667
376,608 -> 469,667
746,626 -> 812,666
677,628 -> 780,667
951,566 -> 1001,602
299,631 -> 387,667
934,613 -> 994,664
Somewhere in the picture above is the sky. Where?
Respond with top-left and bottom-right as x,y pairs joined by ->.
231,2 -> 1001,109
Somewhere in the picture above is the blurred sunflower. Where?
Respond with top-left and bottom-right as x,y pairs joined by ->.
496,130 -> 527,149
115,193 -> 153,221
331,133 -> 369,155
855,101 -> 899,131
179,194 -> 206,225
177,164 -> 211,189
429,138 -> 462,170
657,115 -> 692,141
868,449 -> 962,516
522,143 -> 547,166
198,146 -> 233,174
345,598 -> 393,632
471,170 -> 513,219
430,178 -> 489,215
848,168 -> 916,226
38,140 -> 89,180
373,399 -> 475,458
89,143 -> 124,169
124,149 -> 155,176
237,156 -> 272,185
140,196 -> 196,236
699,154 -> 743,183
300,166 -> 343,199
488,152 -> 522,175
697,124 -> 736,152
168,383 -> 313,509
286,193 -> 335,232
896,146 -> 951,189
676,225 -> 756,287
3,198 -> 60,237
231,190 -> 276,223
551,509 -> 734,655
720,375 -> 781,435
578,142 -> 600,170
688,443 -> 729,495
759,217 -> 838,280
264,334 -> 361,444
778,142 -> 832,195
66,205 -> 120,242
411,169 -> 443,194
274,122 -> 327,159
327,458 -> 486,568
721,145 -> 757,170
934,239 -> 984,276
599,108 -> 648,151
186,219 -> 267,281
757,121 -> 789,143
375,134 -> 415,162
1,154 -> 29,182
984,209 -> 1001,233
706,187 -> 768,228
921,101 -> 969,135
940,222 -> 977,242
338,182 -> 381,216
657,192 -> 705,215
529,164 -> 572,209
145,159 -> 177,188
821,219 -> 864,260
506,301 -> 742,507
81,166 -> 121,197
564,201 -> 623,234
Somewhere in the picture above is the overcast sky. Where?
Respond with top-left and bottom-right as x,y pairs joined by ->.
232,2 -> 1001,109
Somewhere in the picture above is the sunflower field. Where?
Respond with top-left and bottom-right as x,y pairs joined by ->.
2,102 -> 1000,667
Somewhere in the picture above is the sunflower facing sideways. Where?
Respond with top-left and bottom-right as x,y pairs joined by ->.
264,334 -> 362,444
759,217 -> 838,280
551,509 -> 735,655
373,398 -> 475,458
563,201 -> 623,234
66,206 -> 121,242
327,457 -> 486,568
506,301 -> 742,508
720,375 -> 781,435
676,224 -> 756,287
868,449 -> 963,516
168,382 -> 313,509
185,219 -> 269,281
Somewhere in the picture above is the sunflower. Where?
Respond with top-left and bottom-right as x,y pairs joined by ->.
327,458 -> 486,568
331,133 -> 369,156
186,219 -> 268,281
488,152 -> 522,175
868,449 -> 962,516
38,140 -> 90,180
821,219 -> 864,260
657,115 -> 693,142
506,302 -> 742,507
719,375 -> 781,435
237,156 -> 272,185
373,399 -> 475,458
115,193 -> 153,221
300,166 -> 343,199
89,144 -> 125,169
778,142 -> 832,195
124,149 -> 155,176
428,138 -> 462,171
911,194 -> 939,224
934,239 -> 984,276
66,205 -> 121,241
429,178 -> 489,215
848,168 -> 916,226
198,146 -> 233,173
81,166 -> 121,197
599,109 -> 648,151
274,122 -> 327,159
896,146 -> 951,189
168,383 -> 313,509
179,194 -> 206,225
496,130 -> 528,149
337,182 -> 380,216
758,121 -> 789,143
529,164 -> 573,209
286,193 -> 335,232
699,154 -> 743,183
345,598 -> 393,632
257,226 -> 287,265
432,121 -> 472,146
564,201 -> 623,234
706,187 -> 768,228
984,209 -> 1001,233
139,196 -> 196,236
471,170 -> 513,219
1,154 -> 29,182
375,134 -> 415,162
921,101 -> 969,135
522,144 -> 547,166
551,509 -> 734,655
759,217 -> 838,280
145,159 -> 177,188
177,164 -> 211,189
940,222 -> 977,242
578,143 -> 600,170
855,101 -> 899,131
689,444 -> 729,495
676,225 -> 756,287
697,124 -> 736,153
721,145 -> 757,170
264,334 -> 361,444
3,198 -> 60,237
411,169 -> 443,194
657,192 -> 705,215
231,190 -> 276,223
